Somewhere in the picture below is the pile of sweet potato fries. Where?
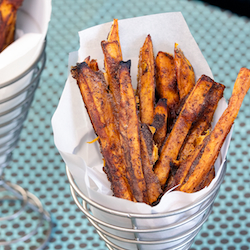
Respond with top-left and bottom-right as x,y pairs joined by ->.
71,19 -> 250,206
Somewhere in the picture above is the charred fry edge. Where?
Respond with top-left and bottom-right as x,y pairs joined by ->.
151,98 -> 168,150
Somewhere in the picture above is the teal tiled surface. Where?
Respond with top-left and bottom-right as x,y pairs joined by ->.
2,0 -> 250,249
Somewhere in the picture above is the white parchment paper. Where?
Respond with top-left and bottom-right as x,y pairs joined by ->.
52,12 -> 233,249
0,0 -> 51,165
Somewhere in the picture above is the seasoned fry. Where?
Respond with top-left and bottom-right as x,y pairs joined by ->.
101,19 -> 123,115
155,51 -> 179,120
107,18 -> 122,56
180,67 -> 250,193
174,43 -> 195,101
101,40 -> 122,110
0,0 -> 24,52
137,34 -> 155,125
178,81 -> 225,161
151,98 -> 168,150
118,60 -> 149,203
140,123 -> 162,204
71,62 -> 134,201
154,75 -> 215,188
166,133 -> 210,192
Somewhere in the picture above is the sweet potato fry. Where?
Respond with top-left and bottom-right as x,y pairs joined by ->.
140,123 -> 162,204
137,34 -> 155,125
107,19 -> 122,56
71,62 -> 134,201
101,19 -> 123,114
180,67 -> 250,193
154,75 -> 215,188
101,40 -> 122,110
151,98 -> 168,150
155,51 -> 179,120
118,60 -> 149,203
0,0 -> 24,52
174,43 -> 195,101
166,133 -> 210,192
178,81 -> 225,161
